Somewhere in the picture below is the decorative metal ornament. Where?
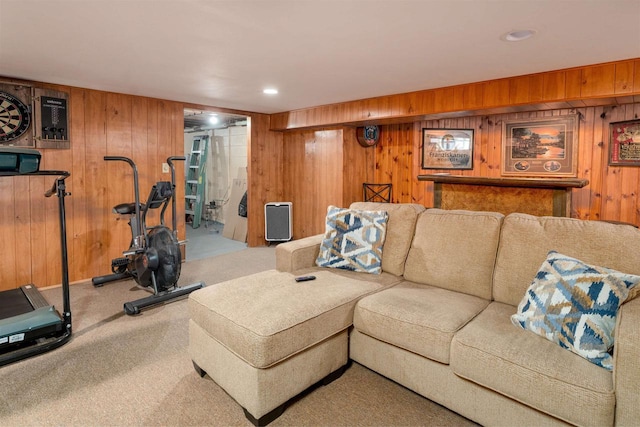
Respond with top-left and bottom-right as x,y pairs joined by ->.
356,125 -> 380,147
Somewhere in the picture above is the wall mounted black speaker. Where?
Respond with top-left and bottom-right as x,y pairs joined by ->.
265,202 -> 292,242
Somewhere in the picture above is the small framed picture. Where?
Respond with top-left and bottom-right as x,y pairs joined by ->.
609,119 -> 640,166
502,115 -> 578,177
421,129 -> 474,170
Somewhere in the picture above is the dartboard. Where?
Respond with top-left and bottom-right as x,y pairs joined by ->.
0,91 -> 31,143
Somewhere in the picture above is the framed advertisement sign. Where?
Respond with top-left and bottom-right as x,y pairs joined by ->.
502,115 -> 578,177
421,128 -> 474,170
609,119 -> 640,166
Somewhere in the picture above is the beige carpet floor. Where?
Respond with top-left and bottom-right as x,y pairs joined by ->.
0,247 -> 476,426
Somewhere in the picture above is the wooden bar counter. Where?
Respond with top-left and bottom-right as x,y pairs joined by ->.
417,174 -> 589,217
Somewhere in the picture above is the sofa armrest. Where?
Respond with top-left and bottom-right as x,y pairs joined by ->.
614,296 -> 640,426
275,234 -> 323,272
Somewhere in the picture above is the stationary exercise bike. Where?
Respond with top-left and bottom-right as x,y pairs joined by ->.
92,156 -> 204,315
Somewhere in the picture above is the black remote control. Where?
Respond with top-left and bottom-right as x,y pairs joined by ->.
295,275 -> 316,282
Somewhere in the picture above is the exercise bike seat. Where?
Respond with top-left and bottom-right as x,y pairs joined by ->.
112,202 -> 146,215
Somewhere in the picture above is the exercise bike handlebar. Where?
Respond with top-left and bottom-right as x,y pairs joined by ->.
166,156 -> 185,233
167,156 -> 186,165
103,156 -> 142,240
104,156 -> 136,167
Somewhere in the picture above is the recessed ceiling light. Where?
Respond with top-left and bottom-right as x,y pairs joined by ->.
263,88 -> 278,95
502,29 -> 536,42
209,115 -> 219,124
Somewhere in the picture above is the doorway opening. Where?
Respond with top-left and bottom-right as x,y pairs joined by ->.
183,108 -> 249,261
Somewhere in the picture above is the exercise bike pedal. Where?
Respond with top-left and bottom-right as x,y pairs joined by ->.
111,257 -> 130,267
110,257 -> 129,272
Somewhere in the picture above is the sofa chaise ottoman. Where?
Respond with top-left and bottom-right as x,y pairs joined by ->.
188,269 -> 398,425
188,202 -> 424,425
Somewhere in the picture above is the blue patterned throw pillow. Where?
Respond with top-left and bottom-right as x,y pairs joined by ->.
316,206 -> 388,274
511,251 -> 640,370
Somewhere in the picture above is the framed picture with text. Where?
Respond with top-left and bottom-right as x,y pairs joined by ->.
421,128 -> 474,170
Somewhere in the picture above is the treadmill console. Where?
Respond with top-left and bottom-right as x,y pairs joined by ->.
0,148 -> 41,174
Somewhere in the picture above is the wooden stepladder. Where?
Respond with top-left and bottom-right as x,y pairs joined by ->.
185,135 -> 209,228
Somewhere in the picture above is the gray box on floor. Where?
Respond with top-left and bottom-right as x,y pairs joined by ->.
265,202 -> 292,241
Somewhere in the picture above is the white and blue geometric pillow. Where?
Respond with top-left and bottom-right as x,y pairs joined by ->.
511,251 -> 640,370
316,206 -> 388,274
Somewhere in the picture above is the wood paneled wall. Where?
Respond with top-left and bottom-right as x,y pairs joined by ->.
377,104 -> 640,224
0,84 -> 186,291
250,126 -> 373,240
280,102 -> 640,242
282,129 -> 344,238
247,114 -> 284,246
343,128 -> 375,203
277,127 -> 379,238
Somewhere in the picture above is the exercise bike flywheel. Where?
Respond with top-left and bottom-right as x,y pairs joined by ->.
133,226 -> 181,292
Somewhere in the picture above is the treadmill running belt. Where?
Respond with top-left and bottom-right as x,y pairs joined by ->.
0,289 -> 34,320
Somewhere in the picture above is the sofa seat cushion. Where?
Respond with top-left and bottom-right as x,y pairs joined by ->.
294,265 -> 402,288
353,282 -> 490,364
189,269 -> 384,369
451,302 -> 614,427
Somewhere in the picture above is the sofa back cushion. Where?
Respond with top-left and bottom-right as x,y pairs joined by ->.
403,209 -> 504,299
493,213 -> 640,306
349,202 -> 425,276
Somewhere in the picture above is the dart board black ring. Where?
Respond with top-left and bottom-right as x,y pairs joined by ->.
0,91 -> 31,143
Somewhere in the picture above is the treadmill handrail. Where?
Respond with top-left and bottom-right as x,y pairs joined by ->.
0,169 -> 72,367
0,170 -> 70,177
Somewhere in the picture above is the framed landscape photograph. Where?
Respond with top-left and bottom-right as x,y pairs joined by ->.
422,128 -> 474,170
501,115 -> 578,177
609,119 -> 640,166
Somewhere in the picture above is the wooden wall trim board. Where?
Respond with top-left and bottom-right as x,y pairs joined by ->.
2,57 -> 640,289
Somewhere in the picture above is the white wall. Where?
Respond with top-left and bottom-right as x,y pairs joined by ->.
184,125 -> 247,224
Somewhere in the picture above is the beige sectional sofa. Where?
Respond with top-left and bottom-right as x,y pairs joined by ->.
189,202 -> 640,426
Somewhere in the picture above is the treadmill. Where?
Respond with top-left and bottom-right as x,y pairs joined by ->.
0,148 -> 72,367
